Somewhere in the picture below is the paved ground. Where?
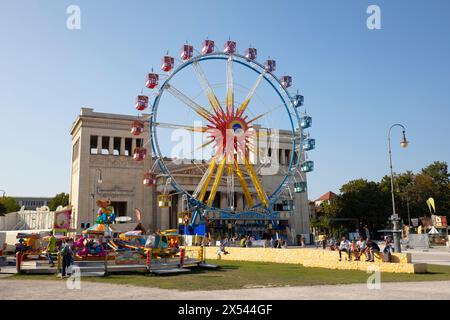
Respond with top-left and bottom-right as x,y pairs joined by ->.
409,247 -> 450,266
1,246 -> 449,300
1,278 -> 450,299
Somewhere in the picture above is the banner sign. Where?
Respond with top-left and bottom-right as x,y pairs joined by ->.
432,215 -> 448,228
54,209 -> 72,232
205,210 -> 291,221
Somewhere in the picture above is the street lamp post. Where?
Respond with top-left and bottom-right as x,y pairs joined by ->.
388,124 -> 409,253
91,169 -> 103,224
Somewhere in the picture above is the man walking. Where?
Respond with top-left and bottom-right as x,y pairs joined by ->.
46,231 -> 57,267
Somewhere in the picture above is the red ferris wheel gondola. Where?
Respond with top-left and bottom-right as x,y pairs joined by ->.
180,44 -> 193,61
223,40 -> 236,54
146,72 -> 159,89
161,55 -> 174,72
265,59 -> 276,72
280,75 -> 292,88
245,47 -> 257,61
131,120 -> 144,136
135,95 -> 149,111
143,172 -> 156,187
201,39 -> 214,54
133,147 -> 147,161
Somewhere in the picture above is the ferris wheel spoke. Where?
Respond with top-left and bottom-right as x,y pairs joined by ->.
247,104 -> 284,124
236,72 -> 266,118
244,156 -> 269,208
234,158 -> 254,207
192,61 -> 226,119
206,157 -> 227,207
226,56 -> 234,117
226,164 -> 235,209
165,84 -> 217,123
155,122 -> 208,133
196,155 -> 219,202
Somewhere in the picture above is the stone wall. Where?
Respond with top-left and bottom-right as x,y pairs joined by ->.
187,246 -> 427,274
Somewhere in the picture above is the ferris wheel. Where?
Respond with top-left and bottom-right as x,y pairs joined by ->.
131,39 -> 315,235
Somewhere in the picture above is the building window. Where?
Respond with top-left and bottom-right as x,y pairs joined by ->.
113,137 -> 121,156
285,150 -> 291,164
90,136 -> 98,154
124,138 -> 132,156
101,137 -> 110,155
136,138 -> 144,148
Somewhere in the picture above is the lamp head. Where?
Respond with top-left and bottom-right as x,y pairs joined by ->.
400,131 -> 409,148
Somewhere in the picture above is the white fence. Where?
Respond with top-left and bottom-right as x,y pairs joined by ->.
0,207 -> 54,231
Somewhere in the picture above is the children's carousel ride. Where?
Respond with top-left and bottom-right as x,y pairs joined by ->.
130,39 -> 315,239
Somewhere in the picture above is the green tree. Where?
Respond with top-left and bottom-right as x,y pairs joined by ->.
48,193 -> 70,211
0,202 -> 6,215
337,179 -> 391,230
421,161 -> 450,215
0,197 -> 20,213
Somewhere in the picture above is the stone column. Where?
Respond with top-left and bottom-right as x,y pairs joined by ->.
237,193 -> 244,211
220,192 -> 228,210
108,136 -> 114,155
160,207 -> 170,230
131,138 -> 137,153
97,136 -> 102,154
120,137 -> 125,156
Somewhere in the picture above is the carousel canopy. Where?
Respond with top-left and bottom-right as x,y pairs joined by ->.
109,222 -> 147,234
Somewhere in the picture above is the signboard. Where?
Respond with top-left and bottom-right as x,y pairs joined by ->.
432,215 -> 448,228
205,210 -> 291,221
54,209 -> 72,232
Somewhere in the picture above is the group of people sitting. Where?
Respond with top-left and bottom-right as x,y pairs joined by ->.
336,236 -> 393,262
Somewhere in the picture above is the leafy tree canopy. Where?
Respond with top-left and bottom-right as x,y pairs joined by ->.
0,197 -> 20,214
48,193 -> 70,211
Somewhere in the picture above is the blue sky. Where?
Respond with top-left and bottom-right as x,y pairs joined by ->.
0,0 -> 449,200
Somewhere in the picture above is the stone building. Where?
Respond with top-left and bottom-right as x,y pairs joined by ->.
69,108 -> 311,241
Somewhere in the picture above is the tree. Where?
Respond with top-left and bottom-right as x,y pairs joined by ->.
421,161 -> 450,214
48,193 -> 70,211
0,197 -> 20,213
336,179 -> 391,230
0,202 -> 6,216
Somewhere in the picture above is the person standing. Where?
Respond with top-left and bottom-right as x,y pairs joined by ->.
60,238 -> 73,278
46,231 -> 57,267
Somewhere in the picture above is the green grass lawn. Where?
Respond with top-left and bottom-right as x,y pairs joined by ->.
7,260 -> 450,291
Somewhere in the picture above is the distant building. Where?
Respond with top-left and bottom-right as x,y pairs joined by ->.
13,197 -> 52,210
314,191 -> 337,207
